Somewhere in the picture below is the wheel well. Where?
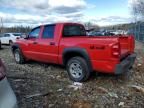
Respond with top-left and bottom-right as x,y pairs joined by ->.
63,52 -> 86,66
12,45 -> 19,53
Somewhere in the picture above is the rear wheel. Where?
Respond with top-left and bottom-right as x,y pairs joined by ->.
66,57 -> 91,82
13,49 -> 25,64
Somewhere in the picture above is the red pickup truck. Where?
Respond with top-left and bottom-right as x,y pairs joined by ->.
12,23 -> 136,82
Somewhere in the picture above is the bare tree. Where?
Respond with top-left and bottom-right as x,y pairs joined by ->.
131,0 -> 144,21
84,22 -> 100,31
0,17 -> 4,33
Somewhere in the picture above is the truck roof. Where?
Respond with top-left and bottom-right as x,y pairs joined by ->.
32,22 -> 84,29
41,22 -> 83,26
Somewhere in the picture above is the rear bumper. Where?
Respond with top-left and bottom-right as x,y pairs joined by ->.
115,53 -> 136,74
0,77 -> 18,108
91,53 -> 136,74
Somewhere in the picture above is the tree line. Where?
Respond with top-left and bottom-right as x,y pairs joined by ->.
0,26 -> 31,34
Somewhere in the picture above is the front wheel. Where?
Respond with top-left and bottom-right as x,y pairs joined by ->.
66,57 -> 91,82
13,49 -> 25,64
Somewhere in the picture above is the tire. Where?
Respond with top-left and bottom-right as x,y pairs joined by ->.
9,40 -> 13,46
66,57 -> 91,82
13,49 -> 25,64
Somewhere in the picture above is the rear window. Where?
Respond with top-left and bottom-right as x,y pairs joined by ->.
13,33 -> 21,36
63,25 -> 86,37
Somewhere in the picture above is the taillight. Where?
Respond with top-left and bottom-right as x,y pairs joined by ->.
16,37 -> 20,39
0,59 -> 6,80
112,43 -> 120,58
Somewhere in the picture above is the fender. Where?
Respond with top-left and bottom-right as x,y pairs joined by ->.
63,47 -> 93,72
11,43 -> 27,60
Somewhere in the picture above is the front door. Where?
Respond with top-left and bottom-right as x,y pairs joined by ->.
24,26 -> 41,61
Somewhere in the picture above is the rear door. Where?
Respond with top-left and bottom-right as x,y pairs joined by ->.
0,34 -> 4,44
37,24 -> 59,63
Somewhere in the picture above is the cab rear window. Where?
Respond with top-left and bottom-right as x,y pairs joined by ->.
63,25 -> 86,37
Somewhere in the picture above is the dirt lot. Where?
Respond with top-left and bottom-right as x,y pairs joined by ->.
0,42 -> 144,108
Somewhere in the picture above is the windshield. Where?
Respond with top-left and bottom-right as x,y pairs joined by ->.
63,25 -> 86,37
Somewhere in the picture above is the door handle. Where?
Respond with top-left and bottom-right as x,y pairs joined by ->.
33,41 -> 38,44
50,42 -> 55,45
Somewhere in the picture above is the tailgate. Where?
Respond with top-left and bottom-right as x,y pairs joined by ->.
119,35 -> 135,58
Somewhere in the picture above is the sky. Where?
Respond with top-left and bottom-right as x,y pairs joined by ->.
0,0 -> 135,27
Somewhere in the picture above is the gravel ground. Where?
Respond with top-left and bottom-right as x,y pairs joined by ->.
0,41 -> 144,108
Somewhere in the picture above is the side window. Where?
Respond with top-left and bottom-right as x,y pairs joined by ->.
42,25 -> 55,39
4,34 -> 10,37
29,27 -> 40,38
